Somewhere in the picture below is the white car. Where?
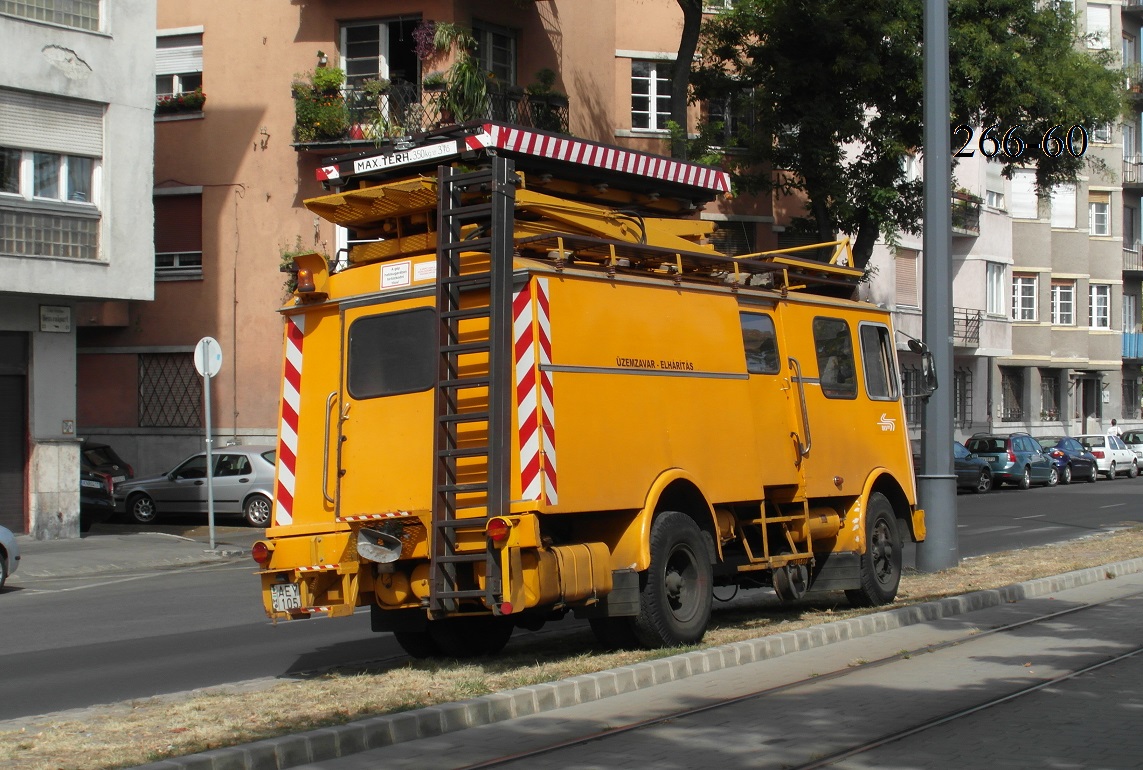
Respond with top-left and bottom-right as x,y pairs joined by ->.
1076,434 -> 1139,479
0,524 -> 19,591
1122,430 -> 1143,462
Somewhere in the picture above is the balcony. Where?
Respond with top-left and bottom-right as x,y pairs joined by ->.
951,193 -> 981,236
293,80 -> 569,151
1124,158 -> 1143,189
1126,0 -> 1143,16
953,306 -> 982,347
1126,332 -> 1143,360
1126,242 -> 1143,273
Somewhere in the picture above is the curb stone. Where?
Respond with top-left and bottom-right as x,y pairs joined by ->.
132,555 -> 1143,770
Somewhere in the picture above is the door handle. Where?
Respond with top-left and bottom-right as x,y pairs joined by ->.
788,356 -> 812,461
239,478 -> 249,483
194,480 -> 204,486
323,391 -> 337,504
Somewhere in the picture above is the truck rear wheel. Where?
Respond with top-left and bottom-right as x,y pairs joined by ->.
632,511 -> 713,648
588,617 -> 640,650
845,493 -> 901,608
426,616 -> 515,658
393,630 -> 439,659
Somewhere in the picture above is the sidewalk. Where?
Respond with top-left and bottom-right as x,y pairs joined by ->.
9,522 -> 261,581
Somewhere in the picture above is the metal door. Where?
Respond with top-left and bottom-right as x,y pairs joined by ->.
0,375 -> 26,532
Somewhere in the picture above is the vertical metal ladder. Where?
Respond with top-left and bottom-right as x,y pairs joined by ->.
429,156 -> 516,615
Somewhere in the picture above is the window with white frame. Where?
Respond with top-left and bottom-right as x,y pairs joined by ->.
1089,283 -> 1111,328
3,0 -> 100,30
1124,292 -> 1139,333
1086,4 -> 1111,50
895,247 -> 920,308
1050,183 -> 1076,228
986,189 -> 1005,210
1092,123 -> 1113,143
1089,192 -> 1110,236
987,262 -> 1006,315
631,59 -> 674,131
1051,280 -> 1075,325
1012,273 -> 1037,321
341,19 -> 419,89
474,20 -> 517,85
0,88 -> 102,261
1125,122 -> 1138,162
156,31 -> 203,97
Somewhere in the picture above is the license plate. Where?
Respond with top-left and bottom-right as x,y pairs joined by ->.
112,475 -> 126,484
270,583 -> 302,613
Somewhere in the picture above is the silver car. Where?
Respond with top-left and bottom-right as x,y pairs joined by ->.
1076,434 -> 1139,479
114,445 -> 277,527
1122,430 -> 1143,462
0,524 -> 19,590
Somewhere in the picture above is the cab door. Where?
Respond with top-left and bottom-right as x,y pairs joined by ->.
738,308 -> 801,487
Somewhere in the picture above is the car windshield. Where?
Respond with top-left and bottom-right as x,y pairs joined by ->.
82,446 -> 120,466
965,438 -> 1005,453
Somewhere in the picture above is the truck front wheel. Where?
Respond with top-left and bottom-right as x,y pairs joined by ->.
844,493 -> 902,608
632,511 -> 713,647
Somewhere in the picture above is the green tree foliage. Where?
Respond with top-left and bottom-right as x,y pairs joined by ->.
692,0 -> 1125,269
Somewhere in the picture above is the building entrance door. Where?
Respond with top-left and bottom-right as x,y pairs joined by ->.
0,375 -> 26,533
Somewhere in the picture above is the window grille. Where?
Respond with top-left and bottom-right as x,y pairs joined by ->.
1,0 -> 99,31
708,220 -> 756,256
902,365 -> 923,427
954,367 -> 973,429
0,208 -> 98,260
1124,379 -> 1142,420
138,353 -> 202,428
1040,370 -> 1060,420
1001,368 -> 1024,422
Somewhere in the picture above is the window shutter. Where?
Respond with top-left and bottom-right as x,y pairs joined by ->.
1050,184 -> 1076,228
1010,170 -> 1038,219
156,35 -> 204,76
895,248 -> 919,308
154,194 -> 203,253
0,89 -> 103,156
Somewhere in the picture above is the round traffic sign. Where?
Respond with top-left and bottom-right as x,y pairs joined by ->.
194,336 -> 223,378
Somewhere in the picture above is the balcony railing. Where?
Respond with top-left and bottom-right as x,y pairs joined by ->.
951,194 -> 981,236
294,79 -> 569,149
953,306 -> 982,347
1126,241 -> 1143,272
1125,157 -> 1143,185
1125,332 -> 1143,360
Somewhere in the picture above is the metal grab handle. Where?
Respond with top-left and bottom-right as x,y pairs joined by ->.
322,391 -> 337,504
788,356 -> 811,459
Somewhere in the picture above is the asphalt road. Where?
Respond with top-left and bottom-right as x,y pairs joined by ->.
1,479 -> 1140,722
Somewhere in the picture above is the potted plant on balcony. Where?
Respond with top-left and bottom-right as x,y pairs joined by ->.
525,68 -> 568,131
431,22 -> 489,123
155,87 -> 206,115
292,53 -> 350,142
422,71 -> 447,92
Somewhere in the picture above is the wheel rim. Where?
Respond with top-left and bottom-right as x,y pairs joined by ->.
978,470 -> 990,492
1110,462 -> 1116,478
1062,465 -> 1071,484
131,497 -> 155,523
663,543 -> 701,623
246,497 -> 271,526
870,517 -> 896,586
1049,468 -> 1058,485
1023,468 -> 1031,487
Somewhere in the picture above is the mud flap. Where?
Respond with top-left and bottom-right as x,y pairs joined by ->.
574,569 -> 639,618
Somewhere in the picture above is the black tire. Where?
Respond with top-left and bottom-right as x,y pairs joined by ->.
243,495 -> 272,527
631,511 -> 713,648
427,616 -> 515,658
1046,467 -> 1059,487
1060,464 -> 1072,485
845,493 -> 902,608
127,494 -> 157,524
1088,464 -> 1099,482
1108,462 -> 1116,480
589,617 -> 642,650
393,630 -> 439,659
0,550 -> 7,590
1018,466 -> 1032,490
1130,461 -> 1139,479
973,469 -> 991,494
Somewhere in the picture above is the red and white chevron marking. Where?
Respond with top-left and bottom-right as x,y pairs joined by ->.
481,123 -> 731,193
274,315 -> 304,527
514,278 -> 558,505
337,511 -> 415,522
297,564 -> 339,573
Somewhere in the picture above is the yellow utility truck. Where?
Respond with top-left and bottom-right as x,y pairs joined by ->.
255,121 -> 928,657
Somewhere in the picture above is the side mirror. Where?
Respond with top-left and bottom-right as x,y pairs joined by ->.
921,350 -> 938,395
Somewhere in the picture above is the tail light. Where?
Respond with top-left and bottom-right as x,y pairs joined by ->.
126,464 -> 135,478
1008,448 -> 1017,463
251,541 -> 272,565
1050,449 -> 1064,459
1091,449 -> 1105,459
99,472 -> 114,494
486,517 -> 511,542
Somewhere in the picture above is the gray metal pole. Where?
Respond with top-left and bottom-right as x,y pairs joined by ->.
203,339 -> 216,551
917,0 -> 959,571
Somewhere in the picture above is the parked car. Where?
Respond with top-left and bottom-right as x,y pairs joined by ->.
963,432 -> 1056,489
1122,430 -> 1143,462
1033,436 -> 1099,485
1076,434 -> 1139,479
0,524 -> 19,591
953,441 -> 993,494
80,440 -> 135,485
114,445 -> 277,527
80,468 -> 116,532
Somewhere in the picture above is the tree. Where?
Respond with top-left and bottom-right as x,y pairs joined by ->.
670,0 -> 705,159
692,0 -> 1125,270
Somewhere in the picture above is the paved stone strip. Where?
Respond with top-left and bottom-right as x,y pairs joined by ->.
134,556 -> 1143,770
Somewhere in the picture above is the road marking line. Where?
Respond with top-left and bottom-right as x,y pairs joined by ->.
1100,503 -> 1126,509
1015,514 -> 1046,519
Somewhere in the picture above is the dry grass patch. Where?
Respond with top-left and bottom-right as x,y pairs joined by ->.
4,525 -> 1141,770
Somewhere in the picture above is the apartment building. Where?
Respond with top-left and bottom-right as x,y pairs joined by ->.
0,1 -> 156,537
76,0 -> 769,478
1121,0 -> 1143,422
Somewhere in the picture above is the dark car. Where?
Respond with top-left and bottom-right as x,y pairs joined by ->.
1033,436 -> 1099,485
953,441 -> 992,494
80,468 -> 116,532
113,445 -> 277,527
81,440 -> 134,486
964,432 -> 1056,489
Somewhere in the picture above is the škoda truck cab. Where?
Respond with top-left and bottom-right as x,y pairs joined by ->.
255,122 -> 928,657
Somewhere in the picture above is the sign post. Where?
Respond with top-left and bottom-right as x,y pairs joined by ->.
194,337 -> 223,549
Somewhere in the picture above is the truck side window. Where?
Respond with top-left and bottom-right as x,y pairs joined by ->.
347,307 -> 436,399
739,312 -> 780,374
859,323 -> 899,400
813,317 -> 857,399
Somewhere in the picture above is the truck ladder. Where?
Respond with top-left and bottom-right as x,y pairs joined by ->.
738,496 -> 814,569
429,157 -> 517,615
